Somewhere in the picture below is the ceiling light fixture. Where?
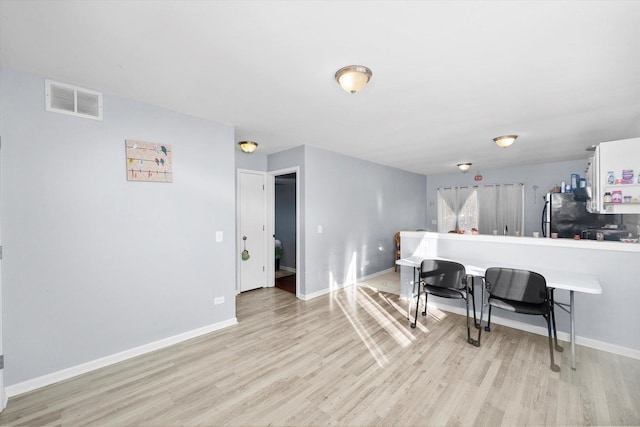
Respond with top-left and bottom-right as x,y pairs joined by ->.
493,135 -> 518,148
335,65 -> 372,94
238,141 -> 258,153
457,163 -> 472,173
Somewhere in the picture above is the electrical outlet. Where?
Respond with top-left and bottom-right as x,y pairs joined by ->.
214,296 -> 225,305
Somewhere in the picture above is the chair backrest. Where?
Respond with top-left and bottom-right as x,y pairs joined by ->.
420,259 -> 466,290
394,232 -> 401,251
484,267 -> 547,304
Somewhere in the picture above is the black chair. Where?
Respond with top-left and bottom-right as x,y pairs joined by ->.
411,259 -> 480,347
479,267 -> 562,372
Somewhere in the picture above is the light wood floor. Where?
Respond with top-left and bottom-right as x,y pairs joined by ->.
2,275 -> 639,426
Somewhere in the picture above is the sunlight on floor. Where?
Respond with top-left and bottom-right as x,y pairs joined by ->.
360,272 -> 450,329
329,269 -> 457,367
354,287 -> 414,347
333,292 -> 389,368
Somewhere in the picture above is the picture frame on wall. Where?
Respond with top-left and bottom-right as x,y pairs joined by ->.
125,140 -> 173,182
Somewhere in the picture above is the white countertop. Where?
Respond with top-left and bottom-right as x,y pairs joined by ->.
399,231 -> 640,253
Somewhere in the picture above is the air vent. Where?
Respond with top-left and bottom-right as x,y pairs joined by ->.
45,79 -> 103,120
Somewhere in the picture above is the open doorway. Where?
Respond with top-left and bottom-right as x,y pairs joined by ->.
274,172 -> 296,294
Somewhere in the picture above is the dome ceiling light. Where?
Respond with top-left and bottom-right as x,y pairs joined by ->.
493,135 -> 518,148
238,141 -> 258,153
335,65 -> 372,94
457,163 -> 472,173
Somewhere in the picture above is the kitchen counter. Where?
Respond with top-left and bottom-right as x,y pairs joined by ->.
399,230 -> 640,253
398,231 -> 640,359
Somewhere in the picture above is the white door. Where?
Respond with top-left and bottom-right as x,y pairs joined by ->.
238,170 -> 267,292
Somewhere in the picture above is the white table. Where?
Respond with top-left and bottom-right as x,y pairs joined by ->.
396,256 -> 602,370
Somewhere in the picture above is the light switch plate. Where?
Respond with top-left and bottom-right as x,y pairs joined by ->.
216,231 -> 223,242
317,225 -> 323,234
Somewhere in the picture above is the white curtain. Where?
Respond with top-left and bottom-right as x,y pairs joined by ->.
438,187 -> 475,231
442,183 -> 524,235
477,185 -> 498,234
497,184 -> 524,235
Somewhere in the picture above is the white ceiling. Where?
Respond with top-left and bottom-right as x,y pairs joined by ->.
2,0 -> 639,175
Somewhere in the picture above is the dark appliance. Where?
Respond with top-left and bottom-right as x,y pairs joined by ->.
542,193 -> 624,239
580,228 -> 631,241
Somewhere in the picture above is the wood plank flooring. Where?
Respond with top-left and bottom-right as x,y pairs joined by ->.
2,275 -> 639,426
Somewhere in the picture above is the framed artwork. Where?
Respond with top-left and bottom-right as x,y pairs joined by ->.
125,140 -> 173,182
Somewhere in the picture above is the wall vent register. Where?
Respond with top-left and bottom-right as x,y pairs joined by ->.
45,79 -> 103,120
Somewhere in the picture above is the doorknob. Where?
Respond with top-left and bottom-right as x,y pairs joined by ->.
241,236 -> 250,260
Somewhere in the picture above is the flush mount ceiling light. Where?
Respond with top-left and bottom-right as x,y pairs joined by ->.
335,65 -> 372,94
493,135 -> 518,148
238,141 -> 258,153
457,163 -> 472,173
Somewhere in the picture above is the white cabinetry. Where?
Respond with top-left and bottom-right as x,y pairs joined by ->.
585,150 -> 600,213
589,137 -> 640,214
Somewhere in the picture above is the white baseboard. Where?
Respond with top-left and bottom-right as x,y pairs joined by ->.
300,268 -> 395,301
5,318 -> 238,398
279,266 -> 296,273
427,302 -> 640,360
300,284 -> 349,300
362,267 -> 395,281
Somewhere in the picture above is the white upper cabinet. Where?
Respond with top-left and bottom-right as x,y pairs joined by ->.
588,137 -> 640,214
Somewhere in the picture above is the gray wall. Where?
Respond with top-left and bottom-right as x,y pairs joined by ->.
236,149 -> 267,171
275,176 -> 296,269
0,68 -> 236,386
426,159 -> 589,236
303,145 -> 426,296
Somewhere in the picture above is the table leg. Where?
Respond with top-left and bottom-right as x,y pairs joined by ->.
406,266 -> 418,320
406,267 -> 412,319
570,290 -> 576,370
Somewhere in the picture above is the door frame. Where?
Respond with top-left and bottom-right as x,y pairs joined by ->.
236,169 -> 268,294
0,138 -> 5,410
268,167 -> 300,297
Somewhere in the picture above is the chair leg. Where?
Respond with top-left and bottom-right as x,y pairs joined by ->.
468,276 -> 479,328
549,290 -> 563,352
466,293 -> 480,347
411,287 -> 421,328
422,293 -> 428,316
477,298 -> 483,345
484,305 -> 493,332
545,313 -> 561,372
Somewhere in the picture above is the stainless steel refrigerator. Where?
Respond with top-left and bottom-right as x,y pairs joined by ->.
542,193 -> 623,238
